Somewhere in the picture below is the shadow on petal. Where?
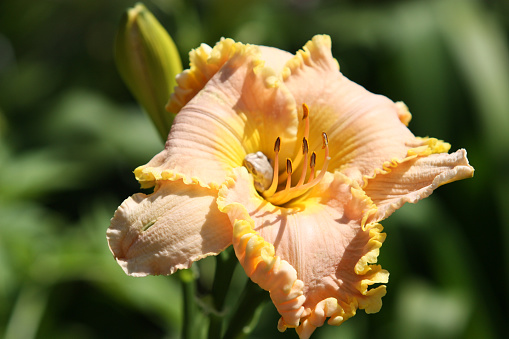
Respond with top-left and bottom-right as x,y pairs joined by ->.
107,180 -> 232,277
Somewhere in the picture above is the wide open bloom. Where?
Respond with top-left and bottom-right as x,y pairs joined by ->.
107,35 -> 474,338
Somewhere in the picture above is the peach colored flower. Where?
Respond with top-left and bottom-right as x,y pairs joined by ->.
107,35 -> 473,338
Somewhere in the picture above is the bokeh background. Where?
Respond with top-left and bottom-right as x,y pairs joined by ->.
1,0 -> 508,338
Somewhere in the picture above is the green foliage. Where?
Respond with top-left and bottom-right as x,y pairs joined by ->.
0,0 -> 507,338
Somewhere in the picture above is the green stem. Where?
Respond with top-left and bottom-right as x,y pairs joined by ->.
212,247 -> 238,311
208,246 -> 239,339
222,278 -> 268,339
4,284 -> 49,339
179,269 -> 197,339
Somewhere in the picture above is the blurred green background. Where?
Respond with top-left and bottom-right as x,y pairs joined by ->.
1,0 -> 508,338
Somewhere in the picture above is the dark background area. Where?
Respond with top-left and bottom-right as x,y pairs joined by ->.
1,0 -> 508,338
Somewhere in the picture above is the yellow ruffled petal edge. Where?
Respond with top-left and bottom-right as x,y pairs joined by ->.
136,39 -> 298,190
295,222 -> 389,339
134,165 -> 219,190
295,184 -> 388,338
361,137 -> 473,223
217,171 -> 307,328
217,167 -> 390,339
167,38 -> 261,114
395,101 -> 412,126
361,136 -> 452,188
282,34 -> 339,82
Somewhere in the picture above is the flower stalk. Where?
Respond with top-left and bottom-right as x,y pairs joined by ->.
223,279 -> 268,339
178,269 -> 198,339
208,247 -> 238,339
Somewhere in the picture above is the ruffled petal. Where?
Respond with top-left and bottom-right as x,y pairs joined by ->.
167,39 -> 294,114
259,46 -> 294,74
107,180 -> 232,277
218,167 -> 388,338
363,148 -> 474,223
167,38 -> 235,114
283,35 -> 417,182
136,41 -> 298,189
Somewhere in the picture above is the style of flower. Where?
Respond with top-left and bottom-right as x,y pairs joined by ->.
107,35 -> 474,338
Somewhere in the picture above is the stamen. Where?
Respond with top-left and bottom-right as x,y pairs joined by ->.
302,137 -> 309,154
279,104 -> 311,185
261,104 -> 331,206
308,152 -> 316,183
302,103 -> 309,119
296,137 -> 309,187
285,158 -> 293,191
268,132 -> 330,206
263,137 -> 280,197
286,158 -> 293,174
322,132 -> 328,148
274,136 -> 281,152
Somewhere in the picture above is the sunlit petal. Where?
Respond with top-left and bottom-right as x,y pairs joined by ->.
168,39 -> 294,114
135,42 -> 298,189
364,148 -> 474,223
283,35 -> 417,183
218,167 -> 388,338
107,180 -> 232,276
167,38 -> 233,114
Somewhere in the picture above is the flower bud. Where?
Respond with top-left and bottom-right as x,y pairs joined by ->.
115,3 -> 182,141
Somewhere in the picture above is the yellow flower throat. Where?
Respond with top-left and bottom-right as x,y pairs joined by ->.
243,104 -> 331,206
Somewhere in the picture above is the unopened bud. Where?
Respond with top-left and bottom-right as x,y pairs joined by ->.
115,3 -> 182,141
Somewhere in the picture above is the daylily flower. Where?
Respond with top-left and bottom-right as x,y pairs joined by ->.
107,35 -> 474,338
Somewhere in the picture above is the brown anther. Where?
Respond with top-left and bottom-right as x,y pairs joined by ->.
302,103 -> 309,120
274,137 -> 281,152
302,137 -> 309,154
310,152 -> 316,168
263,138 -> 281,198
322,132 -> 329,148
286,158 -> 293,174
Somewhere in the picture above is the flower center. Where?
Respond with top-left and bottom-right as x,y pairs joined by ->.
243,104 -> 330,206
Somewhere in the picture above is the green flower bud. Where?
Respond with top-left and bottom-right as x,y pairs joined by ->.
115,3 -> 182,141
